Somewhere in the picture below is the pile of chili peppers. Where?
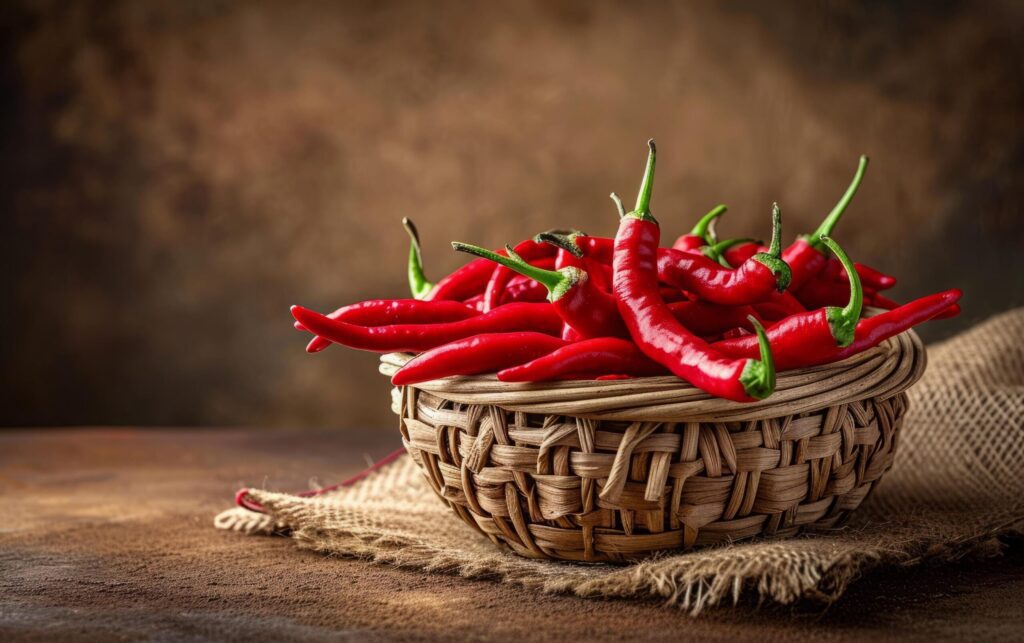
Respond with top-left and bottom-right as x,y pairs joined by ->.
292,141 -> 962,403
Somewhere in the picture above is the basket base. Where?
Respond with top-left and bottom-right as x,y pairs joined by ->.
397,385 -> 908,563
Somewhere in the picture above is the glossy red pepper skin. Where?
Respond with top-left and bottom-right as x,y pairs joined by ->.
615,217 -> 774,401
482,240 -> 555,312
551,234 -> 789,306
752,291 -> 808,322
391,332 -> 567,385
497,337 -> 668,382
611,141 -> 775,402
426,258 -> 495,302
291,302 -> 562,353
452,242 -> 627,340
555,246 -> 612,292
723,241 -> 764,267
499,276 -> 550,305
298,299 -> 480,353
657,246 -> 787,305
714,289 -> 962,370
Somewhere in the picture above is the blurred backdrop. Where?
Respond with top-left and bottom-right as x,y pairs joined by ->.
2,0 -> 1022,429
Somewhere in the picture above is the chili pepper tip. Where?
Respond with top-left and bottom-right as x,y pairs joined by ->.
805,155 -> 870,251
609,192 -> 626,218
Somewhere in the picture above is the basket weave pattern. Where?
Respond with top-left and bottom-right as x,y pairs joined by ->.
384,330 -> 924,562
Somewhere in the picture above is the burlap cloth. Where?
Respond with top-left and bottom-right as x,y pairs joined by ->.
215,308 -> 1024,613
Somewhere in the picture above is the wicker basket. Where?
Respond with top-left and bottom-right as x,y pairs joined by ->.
378,328 -> 926,562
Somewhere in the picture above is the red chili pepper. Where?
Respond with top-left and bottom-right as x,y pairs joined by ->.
497,337 -> 668,382
542,220 -> 791,307
550,234 -> 613,292
818,258 -> 897,292
426,257 -> 496,302
861,292 -> 959,320
482,239 -> 555,312
291,301 -> 562,353
499,276 -> 550,305
611,140 -> 776,402
462,293 -> 485,311
711,235 -> 867,372
722,240 -> 764,267
391,332 -> 567,385
671,204 -> 727,252
795,272 -> 879,310
715,288 -> 962,370
298,299 -> 480,353
452,241 -> 628,339
783,155 -> 869,292
752,290 -> 808,322
657,204 -> 792,305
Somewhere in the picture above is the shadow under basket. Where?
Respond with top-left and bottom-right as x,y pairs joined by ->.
378,329 -> 926,563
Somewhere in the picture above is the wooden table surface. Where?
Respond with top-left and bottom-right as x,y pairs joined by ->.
3,428 -> 1022,641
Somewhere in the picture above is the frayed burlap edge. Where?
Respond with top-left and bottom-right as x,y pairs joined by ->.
217,481 -> 1023,614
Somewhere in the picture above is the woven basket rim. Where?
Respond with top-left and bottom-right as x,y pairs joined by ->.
380,327 -> 926,422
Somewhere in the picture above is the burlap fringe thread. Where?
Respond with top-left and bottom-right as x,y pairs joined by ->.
217,308 -> 1024,613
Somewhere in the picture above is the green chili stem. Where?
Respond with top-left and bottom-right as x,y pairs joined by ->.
767,203 -> 782,258
819,235 -> 863,347
805,155 -> 869,252
537,231 -> 584,258
751,204 -> 793,291
451,241 -> 575,301
690,204 -> 727,245
629,140 -> 657,222
402,218 -> 433,300
739,316 -> 776,400
701,237 -> 759,268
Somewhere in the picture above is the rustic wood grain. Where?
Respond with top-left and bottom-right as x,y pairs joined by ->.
2,428 -> 1022,641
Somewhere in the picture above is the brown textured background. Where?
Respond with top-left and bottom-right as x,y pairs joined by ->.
1,0 -> 1021,429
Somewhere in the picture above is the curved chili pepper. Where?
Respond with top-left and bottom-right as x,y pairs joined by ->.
657,204 -> 792,304
783,155 -> 869,291
611,140 -> 776,402
426,257 -> 495,302
709,234 -> 867,370
671,204 -> 727,251
714,288 -> 962,370
291,301 -> 562,353
497,337 -> 668,382
402,218 -> 434,300
298,299 -> 480,353
482,239 -> 556,312
452,242 -> 627,339
542,221 -> 792,306
391,332 -> 567,385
